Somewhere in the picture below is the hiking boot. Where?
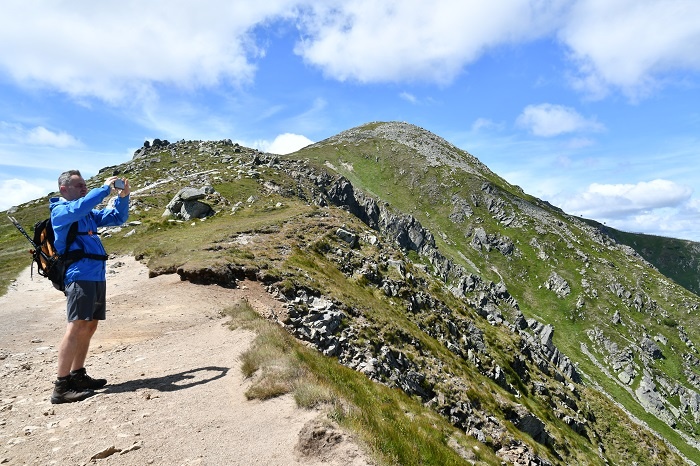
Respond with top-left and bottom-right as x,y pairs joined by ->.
70,368 -> 107,390
51,379 -> 93,404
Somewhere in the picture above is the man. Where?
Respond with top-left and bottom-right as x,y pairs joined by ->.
50,170 -> 131,404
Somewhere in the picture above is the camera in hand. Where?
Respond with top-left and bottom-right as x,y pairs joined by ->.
114,179 -> 125,190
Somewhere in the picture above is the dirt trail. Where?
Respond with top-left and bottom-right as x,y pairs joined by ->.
0,256 -> 371,466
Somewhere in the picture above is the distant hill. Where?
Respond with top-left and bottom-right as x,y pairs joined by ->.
2,121 -> 699,465
583,218 -> 700,296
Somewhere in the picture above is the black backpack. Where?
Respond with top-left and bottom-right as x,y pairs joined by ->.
34,217 -> 110,291
32,218 -> 73,291
9,215 -> 108,292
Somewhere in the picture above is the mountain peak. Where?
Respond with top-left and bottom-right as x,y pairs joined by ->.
311,121 -> 492,176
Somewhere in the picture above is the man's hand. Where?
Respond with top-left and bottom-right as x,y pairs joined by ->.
118,179 -> 131,198
103,176 -> 131,197
103,176 -> 119,187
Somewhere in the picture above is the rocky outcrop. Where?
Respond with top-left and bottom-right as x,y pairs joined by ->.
449,194 -> 473,223
641,335 -> 664,360
636,373 -> 676,427
544,271 -> 570,298
275,280 -> 562,463
498,441 -> 553,466
677,385 -> 700,423
327,177 -> 435,254
279,289 -> 435,400
524,320 -> 581,383
506,404 -> 552,446
133,138 -> 171,159
324,176 -> 523,330
163,186 -> 216,220
471,227 -> 514,255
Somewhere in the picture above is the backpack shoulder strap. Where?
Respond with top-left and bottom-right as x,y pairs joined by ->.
61,220 -> 108,263
64,222 -> 80,252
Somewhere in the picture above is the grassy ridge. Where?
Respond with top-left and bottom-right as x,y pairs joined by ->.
0,127 -> 695,464
297,122 -> 700,463
583,218 -> 700,296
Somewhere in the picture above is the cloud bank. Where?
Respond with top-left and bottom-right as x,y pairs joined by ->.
1,1 -> 698,102
0,178 -> 55,211
561,179 -> 693,218
560,0 -> 700,99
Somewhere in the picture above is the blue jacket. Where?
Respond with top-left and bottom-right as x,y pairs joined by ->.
49,185 -> 129,285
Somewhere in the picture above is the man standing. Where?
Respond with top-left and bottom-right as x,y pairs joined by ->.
50,170 -> 130,404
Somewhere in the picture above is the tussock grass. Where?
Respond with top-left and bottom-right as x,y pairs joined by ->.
225,299 -> 309,400
224,299 -> 266,332
293,378 -> 336,409
223,298 -> 500,465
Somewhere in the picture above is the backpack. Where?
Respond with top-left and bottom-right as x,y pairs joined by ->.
9,215 -> 108,292
31,218 -> 76,291
35,217 -> 110,291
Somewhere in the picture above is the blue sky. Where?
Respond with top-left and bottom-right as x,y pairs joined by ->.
1,1 -> 700,241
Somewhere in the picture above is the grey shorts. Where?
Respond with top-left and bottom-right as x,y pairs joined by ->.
65,281 -> 107,322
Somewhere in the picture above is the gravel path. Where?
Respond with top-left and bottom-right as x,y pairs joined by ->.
0,256 -> 370,466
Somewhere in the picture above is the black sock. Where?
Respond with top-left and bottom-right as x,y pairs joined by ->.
57,375 -> 70,382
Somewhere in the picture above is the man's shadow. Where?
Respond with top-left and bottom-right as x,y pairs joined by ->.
102,366 -> 229,394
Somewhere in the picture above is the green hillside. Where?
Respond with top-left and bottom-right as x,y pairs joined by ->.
2,122 -> 698,465
583,219 -> 700,296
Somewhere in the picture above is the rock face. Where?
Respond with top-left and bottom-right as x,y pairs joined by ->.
471,227 -> 514,255
335,228 -> 358,247
524,320 -> 580,383
507,404 -> 551,446
243,162 -> 590,464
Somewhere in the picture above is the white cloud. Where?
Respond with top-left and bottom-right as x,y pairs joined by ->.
400,92 -> 417,104
0,1 -> 300,103
559,0 -> 700,99
259,133 -> 314,154
516,103 -> 604,137
1,1 -> 695,103
293,0 -> 700,96
554,179 -> 700,240
295,0 -> 566,83
0,178 -> 55,211
25,127 -> 82,148
0,122 -> 82,148
561,179 -> 693,218
598,207 -> 700,240
471,118 -> 505,133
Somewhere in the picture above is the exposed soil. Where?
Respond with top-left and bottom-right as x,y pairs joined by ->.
0,256 -> 371,466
